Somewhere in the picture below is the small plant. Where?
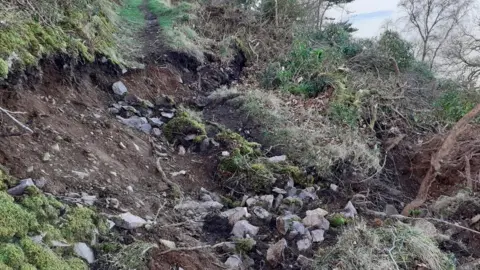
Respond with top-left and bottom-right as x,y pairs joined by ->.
409,209 -> 422,217
234,238 -> 256,254
434,89 -> 478,123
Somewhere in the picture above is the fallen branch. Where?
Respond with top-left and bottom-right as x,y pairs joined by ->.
159,241 -> 231,255
402,104 -> 480,215
385,134 -> 406,153
0,106 -> 33,133
465,155 -> 473,189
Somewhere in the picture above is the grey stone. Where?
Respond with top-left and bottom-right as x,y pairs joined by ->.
268,155 -> 287,163
108,107 -> 120,114
34,177 -> 47,188
81,193 -> 97,206
221,151 -> 230,157
174,200 -> 223,213
106,198 -> 120,209
299,187 -> 318,201
276,214 -> 301,235
342,201 -> 357,218
113,212 -> 147,229
51,143 -> 60,152
112,81 -> 128,96
184,134 -> 197,141
252,206 -> 271,220
7,178 -> 35,195
148,117 -> 164,128
225,255 -> 242,269
51,240 -> 71,247
231,220 -> 259,238
200,194 -> 213,202
311,229 -> 325,243
121,105 -> 139,115
117,116 -> 151,133
296,237 -> 312,251
152,128 -> 162,137
302,213 -> 329,230
273,187 -> 287,194
273,194 -> 284,210
288,221 -> 306,239
266,238 -> 287,266
72,170 -> 89,179
471,214 -> 480,225
139,123 -> 152,134
385,204 -> 399,216
178,145 -> 186,156
159,239 -> 176,249
220,207 -> 250,225
161,112 -> 175,119
297,255 -> 314,267
305,208 -> 328,217
107,220 -> 115,230
42,152 -> 51,162
330,184 -> 339,192
74,243 -> 95,264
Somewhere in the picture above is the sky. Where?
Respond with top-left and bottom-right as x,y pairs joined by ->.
327,0 -> 401,38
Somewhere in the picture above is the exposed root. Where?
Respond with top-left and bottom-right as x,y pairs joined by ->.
159,242 -> 232,255
0,106 -> 33,134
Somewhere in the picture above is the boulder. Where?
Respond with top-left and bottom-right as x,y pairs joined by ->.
266,238 -> 287,266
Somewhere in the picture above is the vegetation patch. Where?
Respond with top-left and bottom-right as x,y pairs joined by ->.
163,111 -> 207,142
316,222 -> 454,270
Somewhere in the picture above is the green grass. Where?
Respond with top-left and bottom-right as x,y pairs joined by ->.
120,0 -> 146,27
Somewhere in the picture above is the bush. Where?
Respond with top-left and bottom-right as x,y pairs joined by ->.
434,89 -> 479,123
378,30 -> 414,70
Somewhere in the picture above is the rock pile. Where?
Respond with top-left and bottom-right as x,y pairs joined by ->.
108,81 -> 176,137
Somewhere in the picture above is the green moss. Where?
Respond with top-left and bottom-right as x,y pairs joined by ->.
20,238 -> 87,270
216,130 -> 261,156
0,192 -> 36,239
0,243 -> 26,268
329,214 -> 349,227
163,112 -> 206,142
20,264 -> 37,270
234,238 -> 255,254
0,262 -> 13,270
193,135 -> 207,143
0,59 -> 8,79
100,242 -> 121,253
21,193 -> 63,224
282,197 -> 303,206
61,207 -> 98,242
0,168 -> 17,190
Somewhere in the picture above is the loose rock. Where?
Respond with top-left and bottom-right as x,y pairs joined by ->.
311,229 -> 325,243
302,213 -> 329,230
7,178 -> 35,195
276,214 -> 301,235
299,187 -> 318,201
385,204 -> 399,216
42,152 -> 51,162
113,212 -> 147,229
225,255 -> 242,269
178,145 -> 186,156
342,201 -> 357,218
74,243 -> 95,264
296,237 -> 312,252
268,155 -> 287,163
112,81 -> 128,96
33,177 -> 47,189
305,208 -> 328,217
266,238 -> 287,266
152,128 -> 162,137
297,255 -> 314,267
159,239 -> 176,249
161,112 -> 175,119
220,207 -> 250,225
273,187 -> 287,194
51,143 -> 60,152
231,220 -> 259,238
252,206 -> 271,220
330,184 -> 339,192
149,117 -> 164,128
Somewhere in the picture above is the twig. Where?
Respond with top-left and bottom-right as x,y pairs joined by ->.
155,157 -> 183,199
159,241 -> 232,255
387,229 -> 400,270
0,106 -> 33,133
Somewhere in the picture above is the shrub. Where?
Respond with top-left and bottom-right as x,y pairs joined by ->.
434,89 -> 479,123
378,30 -> 414,70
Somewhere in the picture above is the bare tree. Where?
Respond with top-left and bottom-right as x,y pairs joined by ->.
398,0 -> 473,70
445,21 -> 480,86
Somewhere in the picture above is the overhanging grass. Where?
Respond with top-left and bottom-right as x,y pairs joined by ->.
120,0 -> 146,27
316,222 -> 454,270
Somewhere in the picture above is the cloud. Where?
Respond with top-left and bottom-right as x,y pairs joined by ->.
349,10 -> 394,22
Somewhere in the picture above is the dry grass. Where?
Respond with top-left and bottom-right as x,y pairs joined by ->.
316,221 -> 454,270
208,87 -> 381,178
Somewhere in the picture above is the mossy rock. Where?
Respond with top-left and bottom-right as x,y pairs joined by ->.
163,112 -> 206,142
61,207 -> 100,243
234,238 -> 255,254
216,130 -> 261,156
